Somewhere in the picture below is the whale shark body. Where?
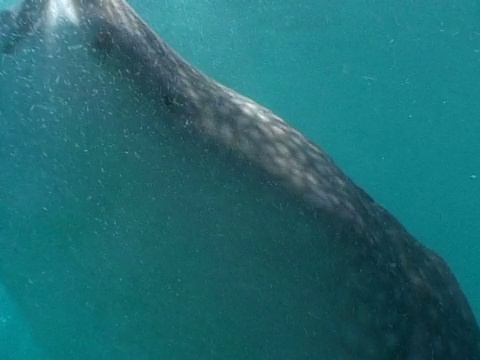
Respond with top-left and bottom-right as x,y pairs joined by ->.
0,0 -> 479,359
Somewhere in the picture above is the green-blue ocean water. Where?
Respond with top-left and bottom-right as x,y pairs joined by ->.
135,0 -> 480,318
0,0 -> 479,357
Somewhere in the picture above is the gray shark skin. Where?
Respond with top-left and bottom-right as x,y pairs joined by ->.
0,0 -> 479,359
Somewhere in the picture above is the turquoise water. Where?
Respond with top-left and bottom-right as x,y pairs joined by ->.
134,0 -> 480,316
0,284 -> 42,359
1,0 -> 479,357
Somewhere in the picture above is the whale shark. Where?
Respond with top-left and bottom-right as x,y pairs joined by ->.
0,0 -> 479,359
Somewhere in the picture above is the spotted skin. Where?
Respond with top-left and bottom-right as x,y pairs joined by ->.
1,0 -> 479,359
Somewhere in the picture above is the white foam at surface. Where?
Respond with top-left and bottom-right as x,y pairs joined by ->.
46,0 -> 79,29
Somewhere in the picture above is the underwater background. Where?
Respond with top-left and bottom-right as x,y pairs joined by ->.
136,0 -> 480,313
0,0 -> 479,357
